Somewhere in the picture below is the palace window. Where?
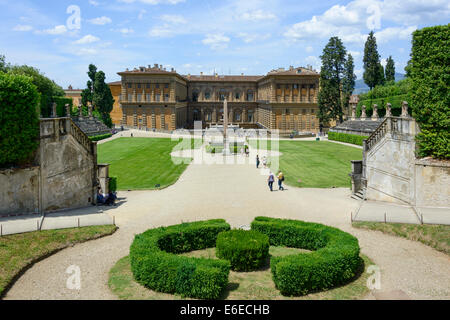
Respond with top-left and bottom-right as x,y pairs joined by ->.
235,112 -> 241,122
248,111 -> 254,123
219,90 -> 227,101
128,83 -> 132,88
146,94 -> 151,102
293,84 -> 298,89
146,84 -> 150,89
165,84 -> 169,89
192,90 -> 199,102
128,94 -> 132,101
155,94 -> 161,102
205,91 -> 211,100
138,84 -> 141,89
137,94 -> 142,102
206,112 -> 212,122
164,94 -> 169,102
156,84 -> 160,89
247,90 -> 254,101
235,92 -> 240,100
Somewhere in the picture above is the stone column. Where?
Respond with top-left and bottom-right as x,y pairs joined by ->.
212,107 -> 217,123
65,104 -> 71,118
151,85 -> 155,102
361,105 -> 367,120
52,102 -> 57,118
161,108 -> 166,130
290,85 -> 294,102
229,106 -> 233,124
121,82 -> 127,102
88,103 -> 93,120
385,103 -> 392,118
351,105 -> 356,120
133,89 -> 136,102
401,101 -> 409,118
307,85 -> 311,102
243,108 -> 247,123
282,109 -> 287,132
372,104 -> 378,121
171,107 -> 176,130
78,103 -> 83,120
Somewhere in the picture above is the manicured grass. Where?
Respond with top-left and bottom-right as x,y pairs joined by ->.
353,221 -> 450,255
97,137 -> 195,190
0,225 -> 117,297
251,140 -> 363,188
109,249 -> 372,300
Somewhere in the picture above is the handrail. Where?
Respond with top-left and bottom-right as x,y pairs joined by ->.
365,117 -> 388,151
69,119 -> 94,154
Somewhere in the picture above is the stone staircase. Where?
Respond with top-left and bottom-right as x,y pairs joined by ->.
72,117 -> 111,137
351,187 -> 366,201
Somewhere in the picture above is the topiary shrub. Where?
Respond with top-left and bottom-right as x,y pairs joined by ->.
89,133 -> 112,142
251,217 -> 362,296
130,219 -> 231,299
109,177 -> 117,193
0,73 -> 40,168
216,230 -> 269,271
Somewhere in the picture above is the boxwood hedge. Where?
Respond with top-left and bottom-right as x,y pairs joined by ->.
129,219 -> 231,299
251,217 -> 362,296
328,131 -> 368,146
216,230 -> 269,271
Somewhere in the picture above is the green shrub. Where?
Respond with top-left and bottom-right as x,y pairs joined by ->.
407,24 -> 450,159
89,133 -> 112,142
216,230 -> 269,271
130,219 -> 231,299
0,73 -> 40,168
109,177 -> 117,193
251,217 -> 362,296
328,132 -> 368,146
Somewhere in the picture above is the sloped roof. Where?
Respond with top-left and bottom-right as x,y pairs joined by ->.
186,75 -> 263,82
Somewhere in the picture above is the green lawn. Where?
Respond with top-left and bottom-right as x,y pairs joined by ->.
352,221 -> 450,255
251,140 -> 363,188
97,138 -> 195,190
0,225 -> 117,297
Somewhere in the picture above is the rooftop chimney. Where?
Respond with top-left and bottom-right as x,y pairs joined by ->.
200,72 -> 203,76
154,63 -> 158,68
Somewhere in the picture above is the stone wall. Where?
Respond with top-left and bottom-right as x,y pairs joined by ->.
414,159 -> 450,207
0,118 -> 100,217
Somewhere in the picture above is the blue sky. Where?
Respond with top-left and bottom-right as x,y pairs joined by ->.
1,0 -> 449,88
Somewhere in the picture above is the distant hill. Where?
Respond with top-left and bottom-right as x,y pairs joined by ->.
354,73 -> 405,95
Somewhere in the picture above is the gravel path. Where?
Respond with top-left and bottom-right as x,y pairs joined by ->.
4,157 -> 450,300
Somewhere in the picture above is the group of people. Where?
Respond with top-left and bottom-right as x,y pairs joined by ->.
256,155 -> 285,192
96,187 -> 117,206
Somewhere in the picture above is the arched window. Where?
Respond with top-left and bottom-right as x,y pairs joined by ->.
247,90 -> 254,101
234,111 -> 241,122
219,89 -> 227,101
234,91 -> 241,100
204,90 -> 211,100
192,89 -> 199,102
193,109 -> 201,121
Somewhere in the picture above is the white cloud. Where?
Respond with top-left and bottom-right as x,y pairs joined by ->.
238,9 -> 277,21
374,26 -> 417,43
89,0 -> 100,6
119,28 -> 134,34
88,16 -> 112,25
202,33 -> 230,50
41,25 -> 67,35
305,56 -> 321,71
160,14 -> 187,24
117,0 -> 186,4
13,24 -> 33,32
237,32 -> 271,43
138,9 -> 147,20
74,48 -> 98,56
74,35 -> 100,44
306,46 -> 314,53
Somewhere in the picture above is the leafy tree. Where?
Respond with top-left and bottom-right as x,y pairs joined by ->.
378,63 -> 386,86
93,71 -> 114,128
8,65 -> 65,117
342,53 -> 356,116
318,36 -> 353,124
0,55 -> 8,73
81,64 -> 97,107
385,56 -> 395,82
0,73 -> 40,168
407,24 -> 449,159
363,31 -> 383,90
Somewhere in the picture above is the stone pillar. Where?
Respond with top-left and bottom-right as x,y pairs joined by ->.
351,105 -> 356,121
401,101 -> 409,118
290,85 -> 294,102
229,106 -> 233,124
385,103 -> 392,118
212,107 -> 217,123
270,110 -> 276,130
243,108 -> 247,123
52,102 -> 57,118
133,89 -> 136,102
307,85 -> 311,102
78,103 -> 83,120
171,107 -> 176,130
88,103 -> 93,120
282,109 -> 287,132
361,105 -> 367,120
372,104 -> 378,121
65,104 -> 71,118
170,81 -> 176,102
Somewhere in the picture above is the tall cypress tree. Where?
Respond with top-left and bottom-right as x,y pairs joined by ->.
81,64 -> 97,107
363,31 -> 382,90
93,71 -> 114,128
378,62 -> 386,86
385,56 -> 395,82
342,53 -> 356,117
318,36 -> 347,124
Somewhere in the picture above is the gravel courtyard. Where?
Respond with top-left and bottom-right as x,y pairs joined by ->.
4,158 -> 450,300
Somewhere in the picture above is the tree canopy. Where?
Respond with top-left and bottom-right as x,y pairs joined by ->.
363,31 -> 384,90
385,56 -> 395,82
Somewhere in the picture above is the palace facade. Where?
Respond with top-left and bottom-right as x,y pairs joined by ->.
109,64 -> 321,134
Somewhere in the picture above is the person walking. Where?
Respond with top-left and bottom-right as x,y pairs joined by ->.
268,172 -> 275,192
277,171 -> 285,191
256,155 -> 260,169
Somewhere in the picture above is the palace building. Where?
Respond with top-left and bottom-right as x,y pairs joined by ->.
108,64 -> 320,134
